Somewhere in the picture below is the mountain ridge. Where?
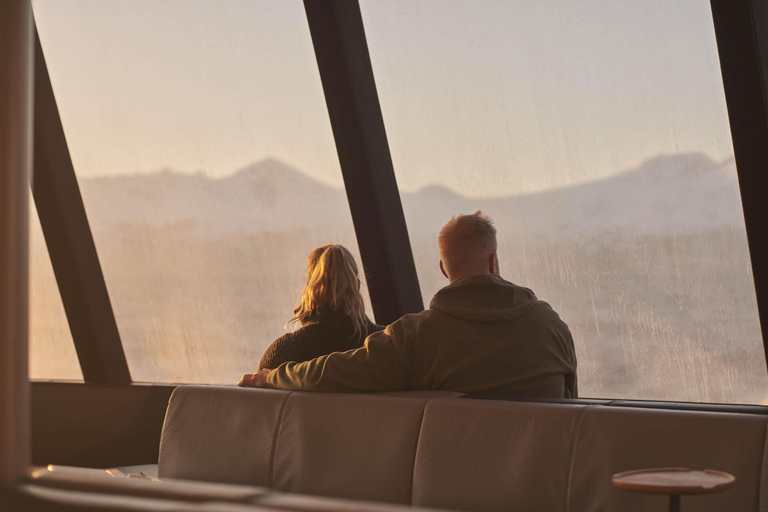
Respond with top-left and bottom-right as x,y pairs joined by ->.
79,152 -> 744,236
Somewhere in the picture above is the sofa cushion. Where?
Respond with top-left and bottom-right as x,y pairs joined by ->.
271,392 -> 428,504
569,406 -> 768,512
412,398 -> 588,512
159,386 -> 292,486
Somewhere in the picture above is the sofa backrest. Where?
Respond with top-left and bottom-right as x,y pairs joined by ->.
159,387 -> 436,504
159,386 -> 768,512
412,398 -> 588,512
569,405 -> 768,512
158,386 -> 288,486
271,391 -> 428,503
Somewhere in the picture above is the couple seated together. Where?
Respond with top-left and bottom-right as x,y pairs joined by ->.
239,211 -> 578,399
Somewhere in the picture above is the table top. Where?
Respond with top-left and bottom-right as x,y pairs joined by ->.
612,468 -> 735,495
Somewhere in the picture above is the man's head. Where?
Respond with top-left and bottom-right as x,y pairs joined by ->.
438,211 -> 499,283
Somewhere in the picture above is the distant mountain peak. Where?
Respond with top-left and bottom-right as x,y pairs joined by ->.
227,157 -> 338,190
635,152 -> 716,174
78,151 -> 742,236
231,157 -> 300,179
602,152 -> 726,188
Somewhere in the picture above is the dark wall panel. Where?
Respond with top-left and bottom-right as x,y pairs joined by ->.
31,382 -> 175,468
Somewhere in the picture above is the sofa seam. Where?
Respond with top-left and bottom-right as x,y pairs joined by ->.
268,391 -> 294,489
565,404 -> 593,512
156,385 -> 185,477
408,399 -> 430,505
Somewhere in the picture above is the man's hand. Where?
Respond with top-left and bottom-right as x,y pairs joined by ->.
237,369 -> 271,388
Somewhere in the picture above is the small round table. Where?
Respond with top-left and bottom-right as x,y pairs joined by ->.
611,468 -> 735,512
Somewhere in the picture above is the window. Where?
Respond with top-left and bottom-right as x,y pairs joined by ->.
32,0 -> 371,383
361,0 -> 767,403
29,196 -> 82,381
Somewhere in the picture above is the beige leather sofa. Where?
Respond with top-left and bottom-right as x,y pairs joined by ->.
155,386 -> 768,512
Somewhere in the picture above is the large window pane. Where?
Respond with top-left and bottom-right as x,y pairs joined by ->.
361,0 -> 767,403
29,196 -> 82,381
33,0 -> 371,384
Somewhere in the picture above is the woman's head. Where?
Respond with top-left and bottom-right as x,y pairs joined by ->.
289,245 -> 367,337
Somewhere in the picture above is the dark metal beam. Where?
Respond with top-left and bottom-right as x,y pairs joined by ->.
32,29 -> 131,384
710,0 -> 768,370
303,0 -> 423,324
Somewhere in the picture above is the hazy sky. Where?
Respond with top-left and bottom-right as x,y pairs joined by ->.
32,0 -> 734,197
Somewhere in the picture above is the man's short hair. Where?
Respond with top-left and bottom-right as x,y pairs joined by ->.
439,211 -> 497,275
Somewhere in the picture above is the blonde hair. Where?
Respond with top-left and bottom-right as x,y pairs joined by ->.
439,211 -> 497,276
288,245 -> 367,338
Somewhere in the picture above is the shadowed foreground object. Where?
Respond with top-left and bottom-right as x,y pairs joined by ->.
0,0 -> 32,484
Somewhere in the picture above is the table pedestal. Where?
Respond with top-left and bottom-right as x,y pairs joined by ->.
669,494 -> 680,512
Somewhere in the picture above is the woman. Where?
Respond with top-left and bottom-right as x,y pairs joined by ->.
258,244 -> 384,370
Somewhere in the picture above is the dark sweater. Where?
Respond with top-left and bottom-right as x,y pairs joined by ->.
258,311 -> 384,370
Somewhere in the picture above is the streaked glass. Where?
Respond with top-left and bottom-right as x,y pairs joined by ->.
32,0 -> 371,383
29,196 -> 83,381
361,0 -> 767,403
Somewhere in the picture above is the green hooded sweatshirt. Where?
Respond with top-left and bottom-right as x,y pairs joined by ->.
267,274 -> 578,398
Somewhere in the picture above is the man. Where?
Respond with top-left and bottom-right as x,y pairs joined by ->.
239,211 -> 577,398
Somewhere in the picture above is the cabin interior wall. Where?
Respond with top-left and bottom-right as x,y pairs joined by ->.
30,382 -> 175,468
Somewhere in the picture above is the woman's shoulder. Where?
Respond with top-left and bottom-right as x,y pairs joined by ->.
258,324 -> 318,369
258,319 -> 352,369
270,321 -> 331,348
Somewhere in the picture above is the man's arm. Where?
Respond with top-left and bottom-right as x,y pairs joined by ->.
266,326 -> 412,392
566,366 -> 578,399
562,329 -> 578,399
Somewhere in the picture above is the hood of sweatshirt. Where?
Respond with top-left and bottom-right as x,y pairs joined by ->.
429,274 -> 539,323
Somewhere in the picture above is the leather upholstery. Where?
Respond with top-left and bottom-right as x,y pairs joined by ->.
412,399 -> 588,512
158,386 -> 291,486
569,406 -> 768,512
272,392 -> 428,503
159,386 -> 768,512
